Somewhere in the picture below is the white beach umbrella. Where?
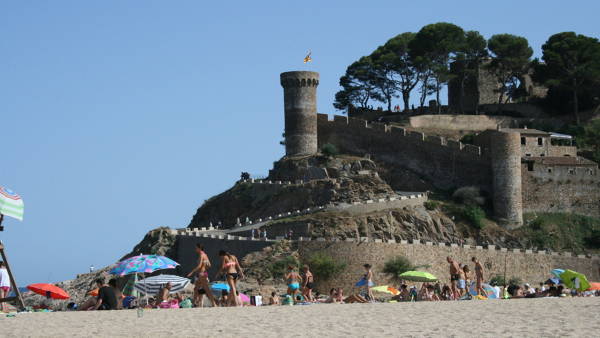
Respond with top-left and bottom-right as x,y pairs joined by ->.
133,274 -> 190,295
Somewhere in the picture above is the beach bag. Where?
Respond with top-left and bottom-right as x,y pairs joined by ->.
180,298 -> 193,308
250,295 -> 262,306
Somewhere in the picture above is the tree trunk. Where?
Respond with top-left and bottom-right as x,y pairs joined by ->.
402,91 -> 410,112
436,77 -> 441,114
459,75 -> 465,115
387,94 -> 392,112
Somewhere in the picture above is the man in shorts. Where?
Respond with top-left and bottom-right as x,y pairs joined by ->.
446,256 -> 461,300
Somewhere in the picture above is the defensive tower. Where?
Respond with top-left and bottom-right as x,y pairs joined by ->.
280,71 -> 319,156
490,130 -> 523,227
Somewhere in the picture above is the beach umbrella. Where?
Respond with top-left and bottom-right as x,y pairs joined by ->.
586,282 -> 600,291
27,283 -> 69,300
133,274 -> 190,295
468,282 -> 497,299
398,271 -> 438,282
545,277 -> 561,285
560,270 -> 590,291
372,285 -> 399,295
551,269 -> 565,278
109,254 -> 179,276
122,273 -> 140,297
0,186 -> 24,221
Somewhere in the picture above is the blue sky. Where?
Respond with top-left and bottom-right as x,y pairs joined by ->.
1,1 -> 598,285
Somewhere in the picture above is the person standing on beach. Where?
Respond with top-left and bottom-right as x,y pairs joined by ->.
218,250 -> 244,307
187,244 -> 218,307
0,261 -> 10,312
285,266 -> 301,300
471,257 -> 488,297
301,265 -> 314,302
362,264 -> 374,301
446,257 -> 461,299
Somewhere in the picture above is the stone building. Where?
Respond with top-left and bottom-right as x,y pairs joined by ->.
448,59 -> 548,112
282,71 -> 600,228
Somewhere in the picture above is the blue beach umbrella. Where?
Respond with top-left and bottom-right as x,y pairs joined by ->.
469,282 -> 497,299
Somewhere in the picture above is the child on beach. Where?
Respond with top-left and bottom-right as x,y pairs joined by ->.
269,291 -> 280,305
357,264 -> 374,301
0,261 -> 10,312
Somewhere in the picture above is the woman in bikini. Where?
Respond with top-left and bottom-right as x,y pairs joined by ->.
285,265 -> 301,300
301,265 -> 315,302
362,264 -> 374,301
218,250 -> 244,307
187,244 -> 218,307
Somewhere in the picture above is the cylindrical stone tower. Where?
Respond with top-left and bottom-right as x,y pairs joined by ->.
280,71 -> 319,156
490,131 -> 523,228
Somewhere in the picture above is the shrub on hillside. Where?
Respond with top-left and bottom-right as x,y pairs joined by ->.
452,186 -> 485,206
383,256 -> 415,282
460,134 -> 475,145
307,253 -> 346,280
321,143 -> 339,157
268,255 -> 300,279
585,229 -> 600,248
424,201 -> 439,210
463,205 -> 486,229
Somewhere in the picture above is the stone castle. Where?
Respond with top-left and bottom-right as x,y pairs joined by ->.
280,71 -> 600,228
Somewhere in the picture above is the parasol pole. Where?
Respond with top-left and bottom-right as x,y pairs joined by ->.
0,216 -> 25,311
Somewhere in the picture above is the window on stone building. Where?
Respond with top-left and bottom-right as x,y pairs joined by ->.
521,137 -> 526,145
568,168 -> 575,175
525,153 -> 531,157
547,168 -> 553,173
527,162 -> 534,171
540,154 -> 545,157
538,137 -> 543,146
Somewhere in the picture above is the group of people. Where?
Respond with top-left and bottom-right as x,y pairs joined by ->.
250,228 -> 267,239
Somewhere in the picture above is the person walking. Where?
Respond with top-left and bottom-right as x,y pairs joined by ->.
471,257 -> 488,297
446,257 -> 461,300
187,244 -> 218,307
218,250 -> 244,307
0,261 -> 11,312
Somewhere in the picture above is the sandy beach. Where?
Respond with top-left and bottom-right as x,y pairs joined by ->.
1,297 -> 599,337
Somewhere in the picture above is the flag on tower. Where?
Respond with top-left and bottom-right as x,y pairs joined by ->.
0,186 -> 24,221
303,50 -> 312,63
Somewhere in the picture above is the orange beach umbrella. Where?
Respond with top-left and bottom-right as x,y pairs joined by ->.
587,282 -> 600,291
27,283 -> 70,300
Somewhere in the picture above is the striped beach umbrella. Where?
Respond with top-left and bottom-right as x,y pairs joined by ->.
0,186 -> 24,221
133,274 -> 190,295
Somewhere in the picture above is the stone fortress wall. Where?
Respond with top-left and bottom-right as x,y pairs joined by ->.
172,232 -> 600,293
317,114 -> 494,192
317,113 -> 600,221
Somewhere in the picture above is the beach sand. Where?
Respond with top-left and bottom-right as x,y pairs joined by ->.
1,297 -> 599,337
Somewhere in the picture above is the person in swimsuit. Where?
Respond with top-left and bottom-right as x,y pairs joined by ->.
187,244 -> 218,307
463,265 -> 472,292
457,264 -> 466,297
301,265 -> 315,302
285,265 -> 301,300
218,250 -> 244,307
362,264 -> 374,301
447,256 -> 461,300
471,257 -> 488,297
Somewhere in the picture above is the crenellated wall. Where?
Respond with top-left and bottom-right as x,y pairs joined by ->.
317,114 -> 493,192
172,233 -> 600,293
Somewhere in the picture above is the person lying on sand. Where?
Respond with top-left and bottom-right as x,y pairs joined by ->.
344,293 -> 368,303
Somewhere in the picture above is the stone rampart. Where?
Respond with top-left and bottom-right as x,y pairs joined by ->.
297,241 -> 600,293
172,233 -> 599,294
317,114 -> 493,192
409,114 -> 512,131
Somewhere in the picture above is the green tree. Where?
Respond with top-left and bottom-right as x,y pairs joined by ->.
536,32 -> 600,124
372,32 -> 420,111
452,30 -> 488,113
409,22 -> 466,113
579,119 -> 600,163
382,256 -> 415,282
333,57 -> 382,111
307,253 -> 346,280
487,34 -> 533,104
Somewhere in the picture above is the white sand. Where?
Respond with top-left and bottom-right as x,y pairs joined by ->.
1,297 -> 599,337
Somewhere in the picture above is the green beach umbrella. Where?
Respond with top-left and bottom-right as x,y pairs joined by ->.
559,270 -> 590,291
398,271 -> 438,282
